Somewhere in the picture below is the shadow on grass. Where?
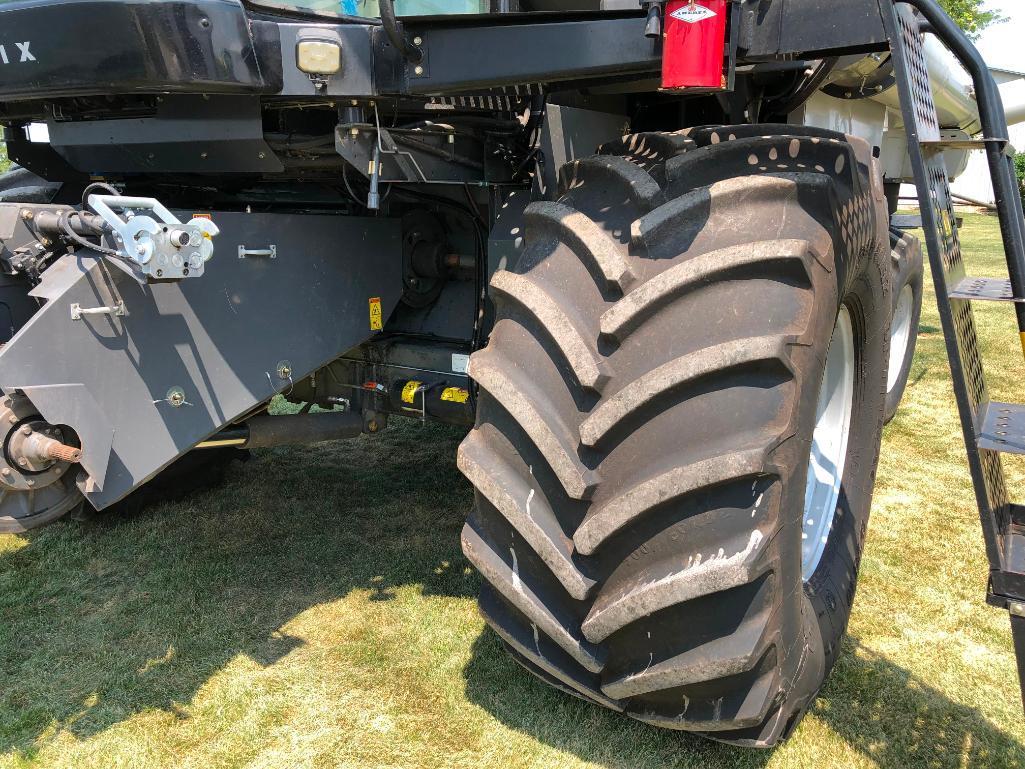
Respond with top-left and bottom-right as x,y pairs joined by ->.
0,420 -> 476,758
810,637 -> 1024,768
2,418 -> 1022,768
463,628 -> 1024,768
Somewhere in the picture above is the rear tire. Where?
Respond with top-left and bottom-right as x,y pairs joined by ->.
0,163 -> 61,204
460,126 -> 891,746
884,227 -> 923,423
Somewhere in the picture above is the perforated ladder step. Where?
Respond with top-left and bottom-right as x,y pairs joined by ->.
921,137 -> 1011,152
977,402 -> 1025,454
949,277 -> 1024,302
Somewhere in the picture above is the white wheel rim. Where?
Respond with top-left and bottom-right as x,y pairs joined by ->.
802,307 -> 855,581
886,285 -> 914,393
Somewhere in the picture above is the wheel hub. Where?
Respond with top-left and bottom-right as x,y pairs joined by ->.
0,393 -> 84,531
802,307 -> 856,581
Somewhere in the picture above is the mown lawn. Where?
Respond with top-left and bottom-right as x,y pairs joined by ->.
1,213 -> 1023,769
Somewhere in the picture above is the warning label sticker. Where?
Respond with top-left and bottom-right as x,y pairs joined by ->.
401,380 -> 424,404
669,3 -> 716,23
369,297 -> 383,331
441,387 -> 469,404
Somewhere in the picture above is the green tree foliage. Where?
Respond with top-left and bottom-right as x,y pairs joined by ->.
1015,153 -> 1025,203
939,0 -> 1002,38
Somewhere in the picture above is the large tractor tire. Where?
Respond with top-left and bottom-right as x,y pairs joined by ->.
884,227 -> 923,423
0,163 -> 61,203
459,125 -> 891,746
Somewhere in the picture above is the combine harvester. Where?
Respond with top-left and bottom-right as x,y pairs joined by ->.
0,0 -> 1023,746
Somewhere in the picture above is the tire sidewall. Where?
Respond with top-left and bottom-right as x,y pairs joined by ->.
884,230 -> 924,422
803,241 -> 889,675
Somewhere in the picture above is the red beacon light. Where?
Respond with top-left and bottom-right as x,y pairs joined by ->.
661,0 -> 730,91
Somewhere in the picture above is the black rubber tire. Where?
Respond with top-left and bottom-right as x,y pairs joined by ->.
883,227 -> 924,423
0,163 -> 61,203
460,125 -> 891,746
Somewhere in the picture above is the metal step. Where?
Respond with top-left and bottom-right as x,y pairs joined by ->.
949,277 -> 1024,302
921,137 -> 1011,152
891,213 -> 923,230
977,402 -> 1025,454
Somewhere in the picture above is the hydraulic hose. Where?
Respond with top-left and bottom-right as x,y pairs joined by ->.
379,0 -> 422,63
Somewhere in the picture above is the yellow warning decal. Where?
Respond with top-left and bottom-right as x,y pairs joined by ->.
401,380 -> 424,404
441,387 -> 469,404
369,296 -> 383,331
192,213 -> 212,220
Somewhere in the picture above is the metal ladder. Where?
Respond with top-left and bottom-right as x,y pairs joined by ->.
881,0 -> 1025,708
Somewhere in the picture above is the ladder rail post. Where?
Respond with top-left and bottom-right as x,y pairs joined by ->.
1011,606 -> 1025,710
880,0 -> 1007,574
901,0 -> 1025,349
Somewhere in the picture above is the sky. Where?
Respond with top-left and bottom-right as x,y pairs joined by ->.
976,0 -> 1024,72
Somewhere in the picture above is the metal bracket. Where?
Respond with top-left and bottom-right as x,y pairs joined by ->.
87,194 -> 219,280
70,302 -> 127,321
238,245 -> 277,259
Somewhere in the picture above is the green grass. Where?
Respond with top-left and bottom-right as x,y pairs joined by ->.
1,213 -> 1024,768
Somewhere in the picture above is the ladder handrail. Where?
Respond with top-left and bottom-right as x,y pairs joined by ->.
891,0 -> 1025,347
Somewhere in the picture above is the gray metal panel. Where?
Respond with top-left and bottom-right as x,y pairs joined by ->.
739,0 -> 888,58
0,211 -> 402,508
539,104 -> 630,196
404,17 -> 660,93
48,96 -> 284,175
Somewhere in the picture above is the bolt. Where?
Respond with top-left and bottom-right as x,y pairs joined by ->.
17,457 -> 28,467
200,152 -> 208,159
350,99 -> 359,106
8,415 -> 17,425
414,65 -> 424,76
19,425 -> 31,435
350,127 -> 359,136
367,420 -> 379,433
136,244 -> 148,256
413,35 -> 422,45
258,152 -> 266,159
20,209 -> 33,221
1,468 -> 10,477
26,479 -> 34,487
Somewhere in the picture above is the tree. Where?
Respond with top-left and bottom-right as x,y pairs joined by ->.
939,0 -> 1002,38
1015,153 -> 1025,205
